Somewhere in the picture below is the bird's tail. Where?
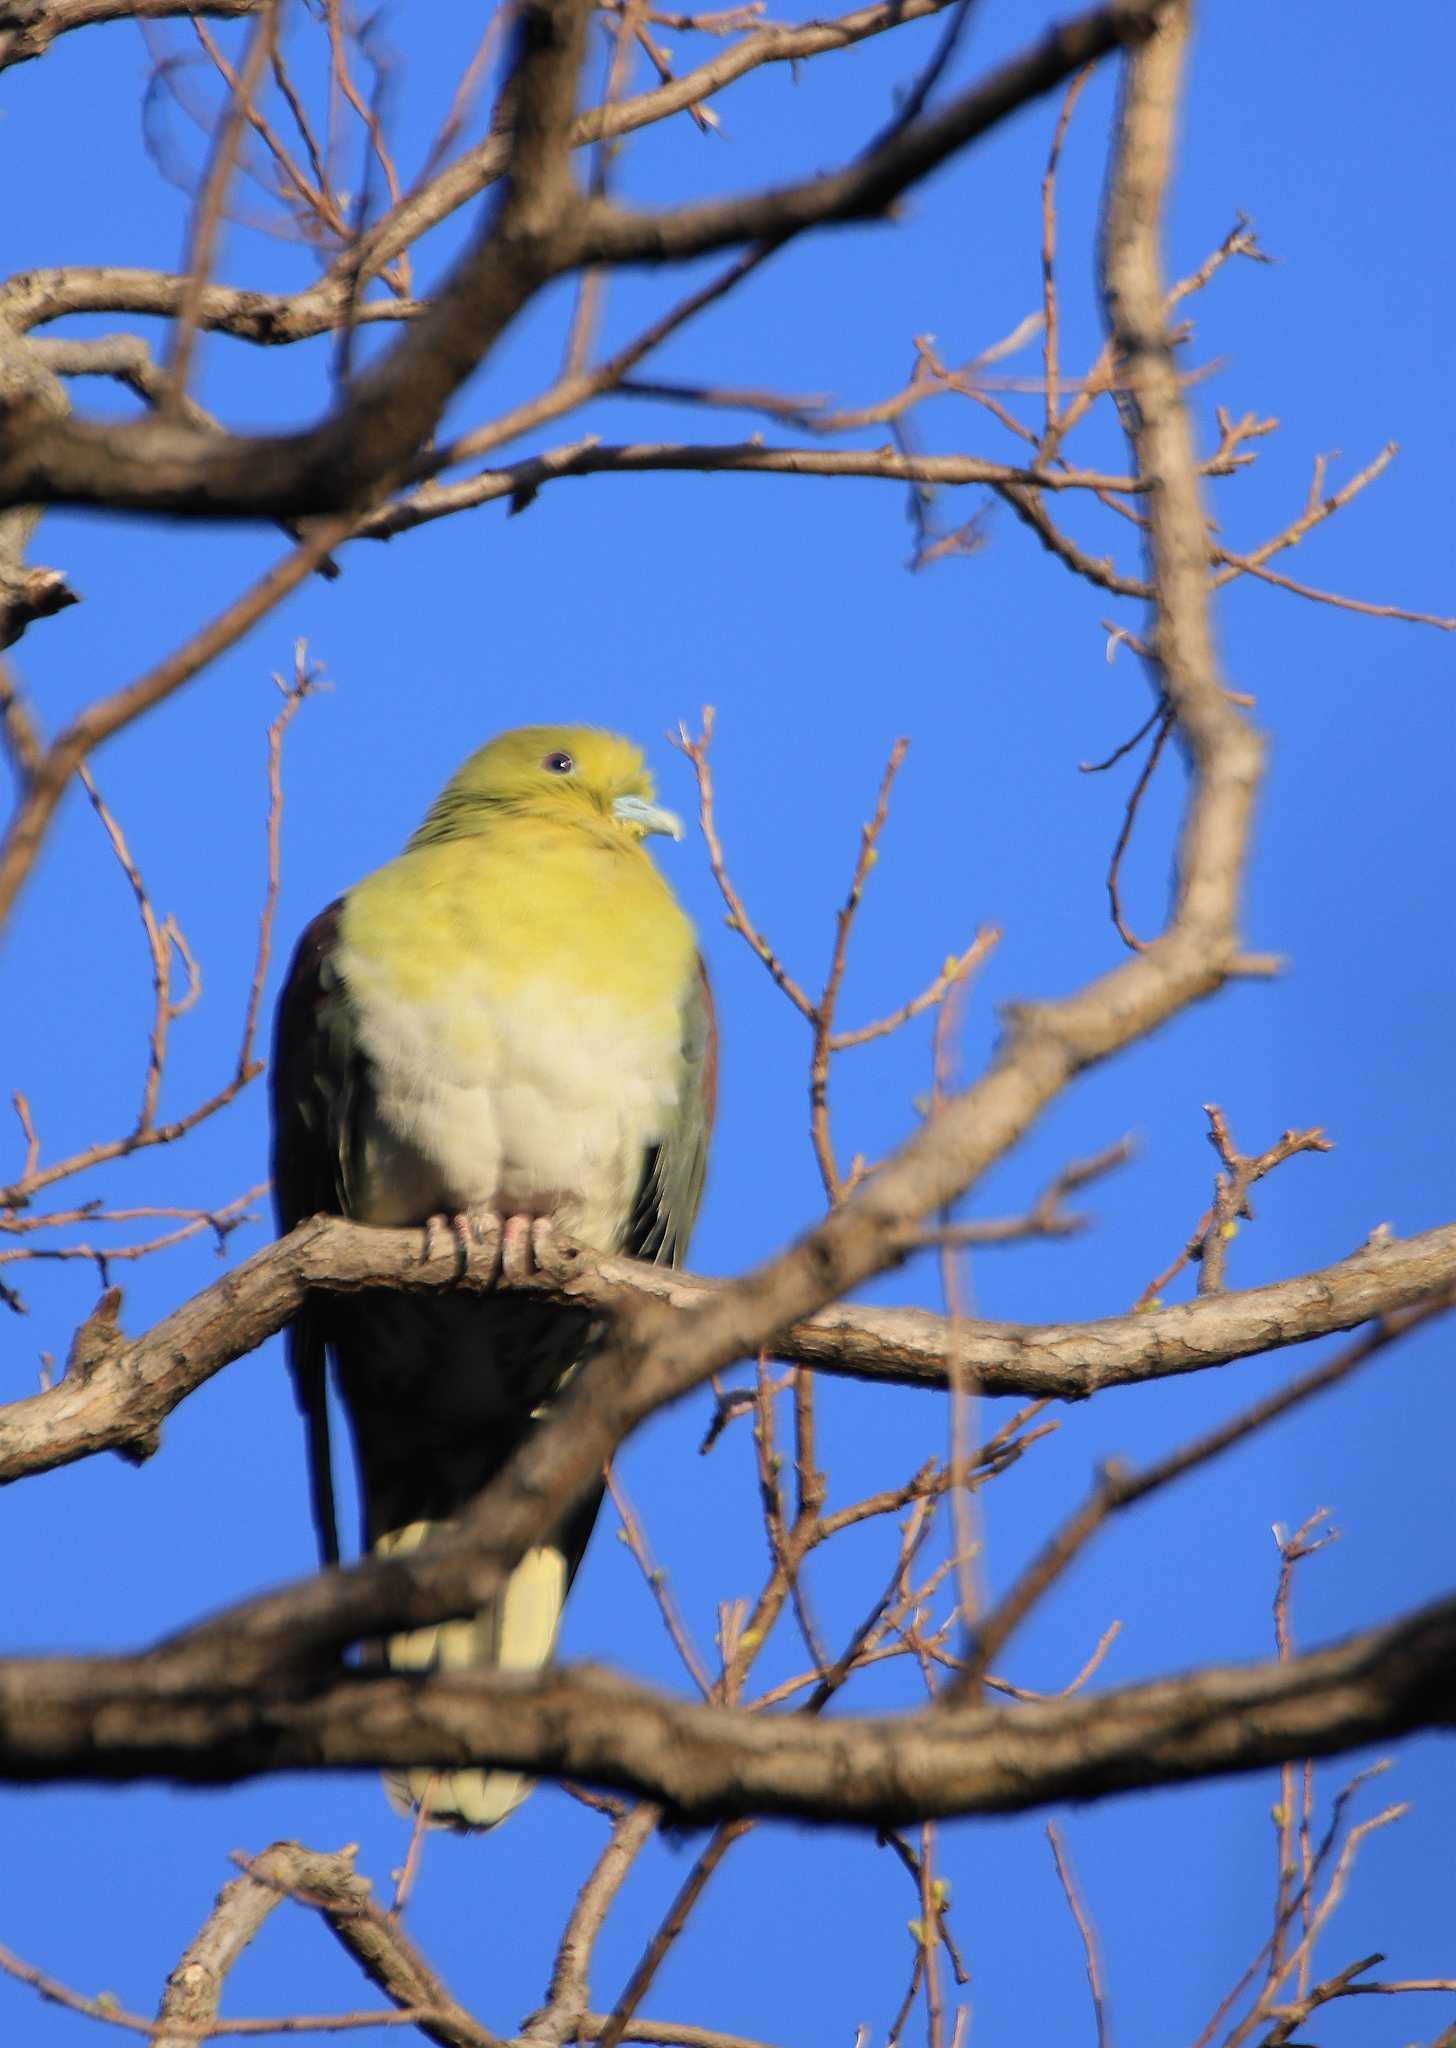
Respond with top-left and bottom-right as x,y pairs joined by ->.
372,1520 -> 568,1831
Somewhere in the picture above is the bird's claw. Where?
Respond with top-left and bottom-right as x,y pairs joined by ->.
421,1210 -> 559,1286
500,1213 -> 556,1286
421,1210 -> 495,1280
463,1211 -> 501,1254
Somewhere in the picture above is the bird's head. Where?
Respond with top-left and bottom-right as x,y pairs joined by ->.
409,726 -> 684,849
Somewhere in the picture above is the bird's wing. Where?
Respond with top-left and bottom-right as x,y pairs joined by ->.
269,898 -> 361,1565
624,954 -> 717,1268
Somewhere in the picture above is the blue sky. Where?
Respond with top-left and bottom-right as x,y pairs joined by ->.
2,3 -> 1453,2044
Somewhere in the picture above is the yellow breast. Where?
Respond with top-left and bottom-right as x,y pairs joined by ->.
342,821 -> 694,1021
332,820 -> 697,1239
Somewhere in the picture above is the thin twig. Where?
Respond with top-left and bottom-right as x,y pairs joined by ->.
809,734 -> 909,1198
955,1296 -> 1452,1693
672,709 -> 814,1017
0,635 -> 324,1205
1105,701 -> 1174,952
593,1822 -> 754,2048
606,1464 -> 714,1696
1046,1824 -> 1110,2048
1039,66 -> 1094,452
165,5 -> 279,406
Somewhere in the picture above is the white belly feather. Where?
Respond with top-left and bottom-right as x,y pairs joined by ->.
337,948 -> 682,1249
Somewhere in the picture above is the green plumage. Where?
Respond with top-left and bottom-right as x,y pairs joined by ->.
271,727 -> 714,1829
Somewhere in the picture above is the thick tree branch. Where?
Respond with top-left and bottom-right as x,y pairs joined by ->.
579,1 -> 1167,267
0,0 -> 957,344
0,0 -> 261,72
352,0 -> 965,287
0,0 -> 597,519
1097,3 -> 1262,945
0,1595 -> 1452,1823
0,318 -> 74,649
0,0 -> 601,925
0,264 -> 427,346
3,1215 -> 1453,1485
0,0 -> 1165,522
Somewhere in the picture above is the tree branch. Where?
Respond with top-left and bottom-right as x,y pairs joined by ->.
152,1846 -> 290,2048
579,0 -> 1167,267
0,0 -> 1166,522
0,263 -> 427,346
0,1594 -> 1452,1823
261,0 -> 965,300
0,0 -> 261,73
0,516 -> 348,930
0,0 -> 598,519
0,0 -> 957,343
357,440 -> 1150,542
229,1843 -> 502,2048
3,1210 -> 1450,1473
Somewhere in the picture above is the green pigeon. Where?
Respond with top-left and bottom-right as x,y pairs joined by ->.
270,726 -> 714,1830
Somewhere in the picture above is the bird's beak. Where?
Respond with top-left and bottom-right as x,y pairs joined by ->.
612,793 -> 684,841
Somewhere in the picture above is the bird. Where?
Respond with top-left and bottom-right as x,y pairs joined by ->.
270,725 -> 714,1830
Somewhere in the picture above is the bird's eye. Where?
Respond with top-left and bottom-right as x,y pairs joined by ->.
542,751 -> 575,775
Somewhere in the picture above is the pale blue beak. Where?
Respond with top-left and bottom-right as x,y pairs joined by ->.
613,793 -> 684,841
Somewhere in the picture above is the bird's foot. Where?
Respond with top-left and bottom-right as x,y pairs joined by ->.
420,1210 -> 568,1287
421,1209 -> 494,1280
499,1212 -> 557,1286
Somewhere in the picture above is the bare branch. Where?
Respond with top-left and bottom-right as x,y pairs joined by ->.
905,1136 -> 1135,1248
1045,1824 -> 1110,2048
0,660 -> 43,784
0,318 -> 75,652
0,1839 -> 496,2047
0,518 -> 346,934
0,2 -> 1163,523
230,1843 -> 502,2048
0,1591 -> 1453,1823
527,1804 -> 661,2044
3,1213 -> 1452,1484
0,0 -> 263,73
1,263 -> 427,346
0,0 -> 958,344
165,5 -> 278,407
0,638 -> 321,1155
673,707 -> 815,1019
339,0 -> 967,290
1132,1106 -> 1333,1310
362,441 -> 1149,542
956,1298 -> 1450,1694
594,1822 -> 754,2048
581,2 -> 1168,267
0,0 -> 599,519
152,1847 -> 291,2048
